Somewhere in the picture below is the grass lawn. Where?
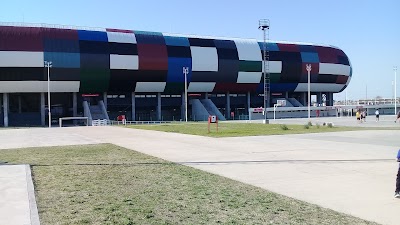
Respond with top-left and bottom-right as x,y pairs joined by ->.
126,122 -> 380,137
1,144 -> 376,225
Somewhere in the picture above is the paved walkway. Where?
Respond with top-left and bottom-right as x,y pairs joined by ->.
0,165 -> 39,225
0,123 -> 399,225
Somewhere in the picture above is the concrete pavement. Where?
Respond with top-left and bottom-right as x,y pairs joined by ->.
0,123 -> 399,225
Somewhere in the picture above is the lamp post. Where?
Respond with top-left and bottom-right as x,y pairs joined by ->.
259,19 -> 270,124
395,66 -> 397,115
183,67 -> 189,122
306,64 -> 312,119
44,61 -> 52,127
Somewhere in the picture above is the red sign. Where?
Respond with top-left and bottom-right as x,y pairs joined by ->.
82,94 -> 99,97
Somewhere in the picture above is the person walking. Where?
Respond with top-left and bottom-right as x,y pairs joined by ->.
375,109 -> 380,122
362,110 -> 367,122
396,111 -> 400,123
356,110 -> 361,123
395,149 -> 400,198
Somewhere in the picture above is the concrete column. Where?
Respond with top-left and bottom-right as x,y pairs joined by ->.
3,93 -> 8,127
73,92 -> 77,117
285,92 -> 289,99
40,93 -> 45,126
302,92 -> 307,106
131,92 -> 136,121
205,92 -> 208,99
226,92 -> 231,119
18,95 -> 22,113
103,92 -> 107,110
157,93 -> 162,121
247,91 -> 251,112
181,92 -> 185,121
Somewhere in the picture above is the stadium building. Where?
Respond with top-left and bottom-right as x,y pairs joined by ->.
0,23 -> 352,126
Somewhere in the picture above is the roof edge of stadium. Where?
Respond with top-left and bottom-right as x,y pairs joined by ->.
0,21 -> 339,49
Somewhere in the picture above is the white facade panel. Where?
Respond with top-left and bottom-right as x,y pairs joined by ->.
294,83 -> 345,92
0,81 -> 80,93
262,61 -> 282,73
187,82 -> 216,92
135,82 -> 166,92
319,63 -> 351,76
0,51 -> 44,67
234,39 -> 262,61
107,32 -> 137,44
110,55 -> 138,70
237,72 -> 262,83
190,47 -> 218,71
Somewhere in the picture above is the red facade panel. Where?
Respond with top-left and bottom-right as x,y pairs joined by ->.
137,44 -> 168,70
336,75 -> 348,84
315,46 -> 338,63
0,26 -> 43,51
276,43 -> 299,52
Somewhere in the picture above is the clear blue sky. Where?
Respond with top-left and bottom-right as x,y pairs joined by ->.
1,0 -> 399,100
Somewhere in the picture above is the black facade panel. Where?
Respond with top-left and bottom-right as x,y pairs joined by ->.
0,68 -> 44,81
50,68 -> 80,81
188,38 -> 215,47
280,62 -> 302,83
109,69 -> 137,91
108,42 -> 137,55
214,39 -> 236,49
317,74 -> 338,83
79,41 -> 109,54
337,55 -> 350,66
130,70 -> 167,82
80,54 -> 110,69
166,46 -> 191,58
217,48 -> 239,60
191,71 -> 219,82
217,59 -> 239,82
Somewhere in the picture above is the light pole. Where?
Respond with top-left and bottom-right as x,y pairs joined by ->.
259,19 -> 270,124
183,67 -> 189,122
395,66 -> 398,115
306,64 -> 312,119
44,61 -> 52,127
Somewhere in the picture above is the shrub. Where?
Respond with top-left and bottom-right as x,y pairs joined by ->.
280,124 -> 289,130
316,123 -> 320,129
307,121 -> 313,126
327,123 -> 334,128
322,122 -> 326,126
304,124 -> 310,129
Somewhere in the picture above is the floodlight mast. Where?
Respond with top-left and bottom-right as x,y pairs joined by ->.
259,19 -> 270,124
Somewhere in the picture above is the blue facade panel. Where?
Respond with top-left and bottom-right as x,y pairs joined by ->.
44,52 -> 80,68
299,45 -> 316,52
167,57 -> 192,82
78,30 -> 108,42
43,39 -> 80,53
134,31 -> 165,45
164,36 -> 190,46
301,52 -> 319,63
258,42 -> 279,51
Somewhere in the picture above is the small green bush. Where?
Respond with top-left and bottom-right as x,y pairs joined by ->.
327,123 -> 333,128
307,121 -> 313,126
280,124 -> 289,130
316,123 -> 320,129
304,124 -> 310,129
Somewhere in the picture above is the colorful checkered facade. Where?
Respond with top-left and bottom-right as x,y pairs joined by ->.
0,24 -> 352,94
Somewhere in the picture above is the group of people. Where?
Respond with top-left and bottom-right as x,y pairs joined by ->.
355,110 -> 368,123
356,109 -> 400,123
